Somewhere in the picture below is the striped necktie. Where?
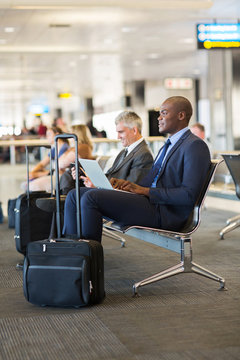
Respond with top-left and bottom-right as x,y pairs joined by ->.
139,139 -> 171,187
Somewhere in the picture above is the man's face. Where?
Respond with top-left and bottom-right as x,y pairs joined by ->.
157,100 -> 183,136
116,121 -> 136,147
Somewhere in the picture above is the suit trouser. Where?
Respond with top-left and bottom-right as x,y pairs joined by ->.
63,188 -> 162,242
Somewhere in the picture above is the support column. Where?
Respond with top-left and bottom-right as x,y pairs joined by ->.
125,81 -> 148,137
208,50 -> 233,151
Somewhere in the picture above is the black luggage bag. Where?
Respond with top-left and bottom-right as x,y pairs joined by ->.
23,134 -> 105,307
14,145 -> 54,255
8,198 -> 17,228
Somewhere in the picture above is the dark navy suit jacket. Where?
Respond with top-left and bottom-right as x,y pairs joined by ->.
140,129 -> 211,231
63,130 -> 211,238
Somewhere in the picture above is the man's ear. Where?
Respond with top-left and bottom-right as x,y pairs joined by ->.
178,111 -> 186,121
132,126 -> 138,135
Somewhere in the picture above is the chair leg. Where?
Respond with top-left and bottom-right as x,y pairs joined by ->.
226,214 -> 240,225
132,238 -> 226,296
102,228 -> 126,247
133,262 -> 184,296
219,219 -> 240,239
191,262 -> 226,290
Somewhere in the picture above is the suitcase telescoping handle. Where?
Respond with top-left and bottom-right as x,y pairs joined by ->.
54,133 -> 81,239
25,145 -> 53,203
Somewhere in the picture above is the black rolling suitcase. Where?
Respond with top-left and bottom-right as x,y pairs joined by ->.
23,134 -> 105,307
14,145 -> 54,255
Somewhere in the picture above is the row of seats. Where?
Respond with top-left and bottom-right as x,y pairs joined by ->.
104,159 -> 227,296
36,155 -> 240,295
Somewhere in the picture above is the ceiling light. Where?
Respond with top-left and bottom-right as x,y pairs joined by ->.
121,27 -> 136,33
103,38 -> 113,44
4,27 -> 15,33
133,60 -> 141,66
147,53 -> 160,59
179,38 -> 195,44
193,69 -> 201,75
69,61 -> 77,67
49,24 -> 71,28
79,54 -> 88,60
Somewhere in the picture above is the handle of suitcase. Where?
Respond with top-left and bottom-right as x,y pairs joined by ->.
25,145 -> 53,204
54,133 -> 81,238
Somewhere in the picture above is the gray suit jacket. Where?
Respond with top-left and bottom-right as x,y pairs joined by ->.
105,139 -> 153,183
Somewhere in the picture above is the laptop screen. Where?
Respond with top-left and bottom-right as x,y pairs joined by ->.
79,159 -> 113,190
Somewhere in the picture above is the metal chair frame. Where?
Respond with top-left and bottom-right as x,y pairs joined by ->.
219,154 -> 240,239
104,159 -> 226,296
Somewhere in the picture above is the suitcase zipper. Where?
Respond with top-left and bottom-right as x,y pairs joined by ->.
43,239 -> 56,252
29,265 -> 82,271
41,240 -> 89,253
89,280 -> 93,294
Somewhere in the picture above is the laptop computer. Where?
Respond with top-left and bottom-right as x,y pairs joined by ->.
79,159 -> 116,190
79,159 -> 135,194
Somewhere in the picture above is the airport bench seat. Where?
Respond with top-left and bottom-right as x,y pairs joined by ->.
104,159 -> 227,296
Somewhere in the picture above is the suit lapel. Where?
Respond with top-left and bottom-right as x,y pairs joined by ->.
158,130 -> 191,177
110,140 -> 146,172
105,149 -> 126,174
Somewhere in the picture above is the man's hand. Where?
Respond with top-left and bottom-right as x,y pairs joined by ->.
80,176 -> 95,188
71,167 -> 77,180
110,178 -> 127,189
71,166 -> 94,188
110,178 -> 150,196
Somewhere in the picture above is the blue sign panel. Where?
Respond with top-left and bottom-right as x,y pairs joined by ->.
197,23 -> 240,49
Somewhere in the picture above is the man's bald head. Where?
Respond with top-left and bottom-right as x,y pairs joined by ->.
157,96 -> 193,136
164,96 -> 193,124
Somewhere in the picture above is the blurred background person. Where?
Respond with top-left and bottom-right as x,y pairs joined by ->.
59,124 -> 94,168
29,124 -> 94,193
52,117 -> 68,133
37,117 -> 47,137
191,123 -> 212,155
190,123 -> 205,140
87,119 -> 106,138
28,126 -> 69,191
59,124 -> 95,194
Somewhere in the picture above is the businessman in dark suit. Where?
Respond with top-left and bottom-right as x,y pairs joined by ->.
64,96 -> 211,242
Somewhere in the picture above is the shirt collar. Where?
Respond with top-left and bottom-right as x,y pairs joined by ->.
168,127 -> 189,147
125,137 -> 144,155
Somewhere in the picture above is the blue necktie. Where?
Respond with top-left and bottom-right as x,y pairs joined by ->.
140,139 -> 171,187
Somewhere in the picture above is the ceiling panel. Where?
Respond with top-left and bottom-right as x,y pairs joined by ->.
0,0 -> 214,10
0,0 -> 239,119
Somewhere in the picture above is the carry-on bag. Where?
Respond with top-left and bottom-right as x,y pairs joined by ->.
23,133 -> 105,307
14,145 -> 54,255
8,198 -> 17,228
